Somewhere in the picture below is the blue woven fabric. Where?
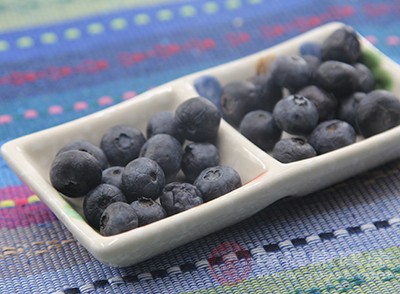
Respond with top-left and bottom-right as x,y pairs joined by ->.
1,0 -> 400,293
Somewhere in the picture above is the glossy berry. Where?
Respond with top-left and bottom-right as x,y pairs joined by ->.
239,110 -> 282,151
308,120 -> 357,154
272,138 -> 317,163
146,111 -> 184,143
354,63 -> 375,93
102,166 -> 124,189
296,85 -> 337,122
121,157 -> 165,202
194,165 -> 241,202
57,140 -> 109,170
269,55 -> 312,93
356,90 -> 400,138
99,202 -> 138,236
175,97 -> 221,142
131,198 -> 167,226
181,142 -> 220,182
220,80 -> 259,126
320,26 -> 361,64
272,95 -> 319,135
160,182 -> 203,216
251,74 -> 282,112
50,150 -> 102,198
315,61 -> 359,97
83,184 -> 127,230
139,134 -> 183,181
194,75 -> 223,111
100,125 -> 146,166
337,92 -> 366,131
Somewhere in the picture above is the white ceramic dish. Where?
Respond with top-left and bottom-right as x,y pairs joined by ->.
2,22 -> 400,267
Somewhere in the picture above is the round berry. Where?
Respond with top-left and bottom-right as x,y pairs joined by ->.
160,182 -> 203,216
272,138 -> 317,163
99,202 -> 138,236
131,198 -> 167,226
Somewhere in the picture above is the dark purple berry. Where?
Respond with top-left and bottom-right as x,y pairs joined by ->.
194,165 -> 241,202
308,120 -> 357,154
146,111 -> 184,143
181,142 -> 220,182
102,166 -> 124,189
194,75 -> 223,111
272,138 -> 317,163
160,182 -> 203,216
50,150 -> 102,198
239,110 -> 282,151
251,74 -> 283,112
99,202 -> 138,236
354,63 -> 375,93
100,125 -> 146,166
337,92 -> 366,131
131,198 -> 167,226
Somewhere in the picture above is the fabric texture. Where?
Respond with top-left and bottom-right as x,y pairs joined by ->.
1,0 -> 400,293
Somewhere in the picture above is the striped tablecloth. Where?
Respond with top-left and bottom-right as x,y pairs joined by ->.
1,0 -> 400,293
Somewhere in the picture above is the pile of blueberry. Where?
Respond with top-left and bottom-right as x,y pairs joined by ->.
195,26 -> 400,163
50,97 -> 242,236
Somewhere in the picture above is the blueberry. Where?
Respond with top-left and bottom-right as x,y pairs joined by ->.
356,90 -> 400,138
57,140 -> 109,170
160,182 -> 203,216
272,95 -> 319,136
302,55 -> 321,84
99,202 -> 138,236
269,55 -> 312,93
121,157 -> 165,202
220,81 -> 259,126
320,26 -> 360,64
181,142 -> 220,182
315,61 -> 359,97
299,42 -> 321,58
83,184 -> 127,230
146,111 -> 184,143
175,97 -> 221,142
139,134 -> 183,181
102,166 -> 124,189
239,110 -> 282,151
50,150 -> 102,198
272,138 -> 317,163
354,63 -> 375,93
194,75 -> 223,111
308,120 -> 357,154
100,125 -> 146,167
130,198 -> 167,226
296,85 -> 337,122
194,165 -> 241,202
251,74 -> 283,112
337,92 -> 366,131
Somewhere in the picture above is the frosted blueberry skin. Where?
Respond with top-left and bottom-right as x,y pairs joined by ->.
272,138 -> 317,163
57,140 -> 109,170
99,202 -> 138,236
139,134 -> 183,181
194,75 -> 223,112
239,110 -> 282,151
353,63 -> 375,93
100,125 -> 146,167
175,97 -> 221,142
50,150 -> 102,198
121,157 -> 165,203
356,90 -> 400,138
268,55 -> 312,93
250,74 -> 283,112
296,85 -> 337,122
337,92 -> 366,132
160,182 -> 203,216
130,198 -> 167,226
146,111 -> 184,144
83,184 -> 127,230
102,166 -> 124,189
181,142 -> 220,182
315,60 -> 359,97
220,81 -> 259,127
308,120 -> 357,154
320,26 -> 361,64
272,95 -> 319,136
194,165 -> 242,202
